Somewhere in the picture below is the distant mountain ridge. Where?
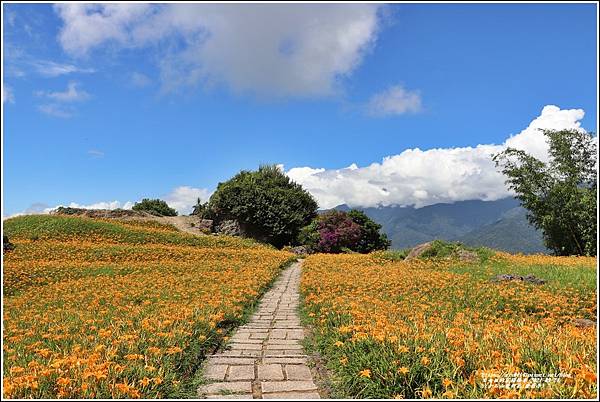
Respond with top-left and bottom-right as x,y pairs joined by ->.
330,198 -> 548,254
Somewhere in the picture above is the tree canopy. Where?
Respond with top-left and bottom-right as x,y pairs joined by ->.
132,198 -> 178,217
493,129 -> 597,256
205,165 -> 318,248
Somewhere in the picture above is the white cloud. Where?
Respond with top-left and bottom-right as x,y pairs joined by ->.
130,72 -> 151,88
31,60 -> 95,77
36,81 -> 90,102
54,3 -> 382,97
37,104 -> 74,118
286,105 -> 589,209
6,185 -> 213,219
4,200 -> 134,219
163,186 -> 212,215
88,149 -> 105,158
367,85 -> 422,116
3,85 -> 15,104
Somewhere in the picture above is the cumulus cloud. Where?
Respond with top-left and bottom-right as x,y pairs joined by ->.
6,186 -> 212,219
3,85 -> 15,104
4,200 -> 134,219
54,3 -> 382,97
367,85 -> 422,116
163,186 -> 212,215
36,81 -> 90,102
286,105 -> 589,209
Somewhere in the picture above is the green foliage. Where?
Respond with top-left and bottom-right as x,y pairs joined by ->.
206,165 -> 318,248
371,249 -> 410,262
132,198 -> 178,217
493,129 -> 597,256
419,239 -> 463,259
346,210 -> 391,253
191,198 -> 209,217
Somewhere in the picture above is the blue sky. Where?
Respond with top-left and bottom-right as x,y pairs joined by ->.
2,3 -> 597,216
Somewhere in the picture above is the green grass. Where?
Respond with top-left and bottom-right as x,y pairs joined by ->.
3,215 -> 263,249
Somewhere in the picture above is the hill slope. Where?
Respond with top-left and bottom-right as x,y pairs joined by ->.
3,215 -> 293,398
332,198 -> 548,253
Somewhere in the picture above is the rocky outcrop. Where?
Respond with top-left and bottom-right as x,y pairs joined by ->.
215,220 -> 242,236
405,242 -> 432,260
572,318 -> 596,328
491,274 -> 546,285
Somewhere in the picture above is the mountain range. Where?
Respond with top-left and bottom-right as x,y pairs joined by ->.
332,197 -> 549,254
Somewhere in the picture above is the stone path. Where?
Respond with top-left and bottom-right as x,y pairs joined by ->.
198,261 -> 320,399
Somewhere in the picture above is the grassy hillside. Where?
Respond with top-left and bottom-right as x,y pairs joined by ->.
332,198 -> 548,253
300,252 -> 597,399
456,207 -> 546,254
2,215 -> 294,399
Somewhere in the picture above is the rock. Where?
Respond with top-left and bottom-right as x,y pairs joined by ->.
572,318 -> 596,328
455,249 -> 479,262
291,246 -> 310,256
3,235 -> 15,253
215,220 -> 242,236
405,242 -> 432,260
491,273 -> 546,285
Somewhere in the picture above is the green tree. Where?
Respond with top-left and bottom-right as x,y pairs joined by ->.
132,198 -> 178,217
347,209 -> 391,253
493,129 -> 597,256
206,165 -> 318,248
191,198 -> 208,217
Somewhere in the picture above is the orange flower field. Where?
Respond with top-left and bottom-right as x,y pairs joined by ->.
2,215 -> 293,398
300,253 -> 597,399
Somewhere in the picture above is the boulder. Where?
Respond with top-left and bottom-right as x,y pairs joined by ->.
215,220 -> 242,236
291,245 -> 310,256
455,249 -> 479,262
491,273 -> 546,285
405,242 -> 432,260
572,318 -> 596,328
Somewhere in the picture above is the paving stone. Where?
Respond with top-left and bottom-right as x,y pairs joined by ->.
203,364 -> 228,381
258,364 -> 284,380
222,350 -> 260,357
227,365 -> 254,381
199,261 -> 318,398
261,381 -> 318,393
229,338 -> 262,344
262,391 -> 320,399
265,344 -> 303,350
262,357 -> 307,364
266,339 -> 301,345
286,330 -> 305,340
270,329 -> 287,339
285,364 -> 313,381
249,332 -> 268,340
208,357 -> 255,365
198,381 -> 252,394
228,343 -> 263,350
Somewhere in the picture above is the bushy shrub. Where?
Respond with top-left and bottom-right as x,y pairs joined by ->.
132,198 -> 178,217
191,198 -> 209,217
205,165 -> 318,248
300,209 -> 390,254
